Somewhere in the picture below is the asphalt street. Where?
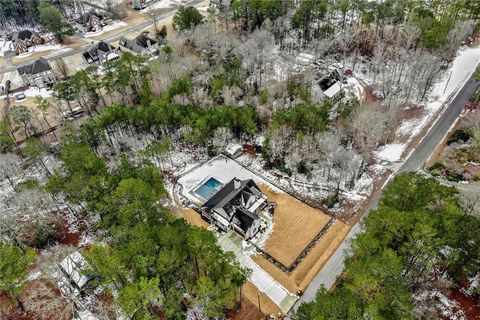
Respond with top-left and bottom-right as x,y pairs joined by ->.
288,71 -> 480,316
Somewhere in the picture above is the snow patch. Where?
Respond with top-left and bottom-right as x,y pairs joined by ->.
375,143 -> 406,162
84,21 -> 127,38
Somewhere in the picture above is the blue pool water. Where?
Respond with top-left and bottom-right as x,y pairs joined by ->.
195,178 -> 221,200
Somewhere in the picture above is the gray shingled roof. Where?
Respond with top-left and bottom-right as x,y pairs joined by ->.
202,178 -> 252,210
14,30 -> 39,41
18,57 -> 51,75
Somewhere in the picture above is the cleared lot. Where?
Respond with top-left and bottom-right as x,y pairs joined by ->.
252,220 -> 350,293
258,184 -> 331,267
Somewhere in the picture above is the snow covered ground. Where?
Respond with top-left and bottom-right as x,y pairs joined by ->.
14,44 -> 66,58
84,21 -> 127,38
176,155 -> 283,206
375,45 -> 480,162
142,0 -> 176,12
23,86 -> 53,98
0,39 -> 12,57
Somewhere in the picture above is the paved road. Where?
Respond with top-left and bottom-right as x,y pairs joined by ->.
287,72 -> 480,316
217,231 -> 297,314
0,0 -> 204,74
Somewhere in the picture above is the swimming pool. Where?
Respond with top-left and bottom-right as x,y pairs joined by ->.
195,178 -> 222,200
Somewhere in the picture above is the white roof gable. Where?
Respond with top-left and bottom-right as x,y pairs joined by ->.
324,82 -> 342,98
59,251 -> 90,289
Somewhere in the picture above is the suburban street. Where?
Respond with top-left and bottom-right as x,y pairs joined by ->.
0,0 -> 205,74
288,70 -> 480,315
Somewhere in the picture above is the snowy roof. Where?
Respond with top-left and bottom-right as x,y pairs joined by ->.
323,82 -> 342,98
225,143 -> 243,156
107,52 -> 119,60
59,251 -> 91,289
295,52 -> 314,66
76,310 -> 98,320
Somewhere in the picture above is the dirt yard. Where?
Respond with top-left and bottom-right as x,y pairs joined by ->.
181,208 -> 210,228
259,184 -> 332,267
234,281 -> 282,319
252,220 -> 350,293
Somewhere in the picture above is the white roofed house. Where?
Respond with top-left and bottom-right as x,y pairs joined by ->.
323,82 -> 342,99
57,251 -> 96,298
317,70 -> 343,101
200,178 -> 268,240
225,143 -> 243,158
295,52 -> 315,66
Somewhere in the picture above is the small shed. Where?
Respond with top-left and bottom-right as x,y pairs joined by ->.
225,143 -> 243,158
323,82 -> 342,99
57,251 -> 95,296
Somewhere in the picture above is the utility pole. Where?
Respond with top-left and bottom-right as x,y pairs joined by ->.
257,291 -> 262,313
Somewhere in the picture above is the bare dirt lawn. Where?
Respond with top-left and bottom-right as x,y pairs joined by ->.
252,220 -> 350,293
259,184 -> 332,267
181,208 -> 209,228
227,281 -> 281,320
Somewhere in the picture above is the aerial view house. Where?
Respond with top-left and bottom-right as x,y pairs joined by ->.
17,57 -> 57,89
82,41 -> 119,64
119,34 -> 159,56
133,0 -> 150,10
200,178 -> 267,240
57,251 -> 96,297
9,29 -> 44,54
75,11 -> 105,33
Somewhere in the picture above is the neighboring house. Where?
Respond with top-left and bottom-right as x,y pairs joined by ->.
75,11 -> 105,33
9,30 -> 43,54
82,41 -> 119,64
316,70 -> 343,101
57,251 -> 96,297
133,0 -> 156,10
133,0 -> 146,9
200,178 -> 267,240
323,81 -> 343,100
225,143 -> 243,158
17,57 -> 57,89
295,52 -> 315,66
119,34 -> 159,56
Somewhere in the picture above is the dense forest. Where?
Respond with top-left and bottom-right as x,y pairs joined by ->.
294,173 -> 480,319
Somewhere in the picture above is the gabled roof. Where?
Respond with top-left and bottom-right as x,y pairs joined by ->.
82,41 -> 114,61
14,30 -> 39,41
76,11 -> 103,24
136,34 -> 157,48
235,207 -> 257,233
97,41 -> 111,52
202,178 -> 254,211
17,57 -> 51,75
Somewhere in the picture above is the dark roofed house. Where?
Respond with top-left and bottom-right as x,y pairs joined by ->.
119,34 -> 159,56
17,57 -> 56,89
82,41 -> 119,64
75,11 -> 105,33
10,29 -> 44,54
200,178 -> 267,240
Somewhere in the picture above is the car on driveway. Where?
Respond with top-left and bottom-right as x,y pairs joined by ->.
15,92 -> 26,101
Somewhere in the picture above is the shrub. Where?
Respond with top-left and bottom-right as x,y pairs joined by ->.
448,129 -> 471,145
323,193 -> 338,208
15,179 -> 39,192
